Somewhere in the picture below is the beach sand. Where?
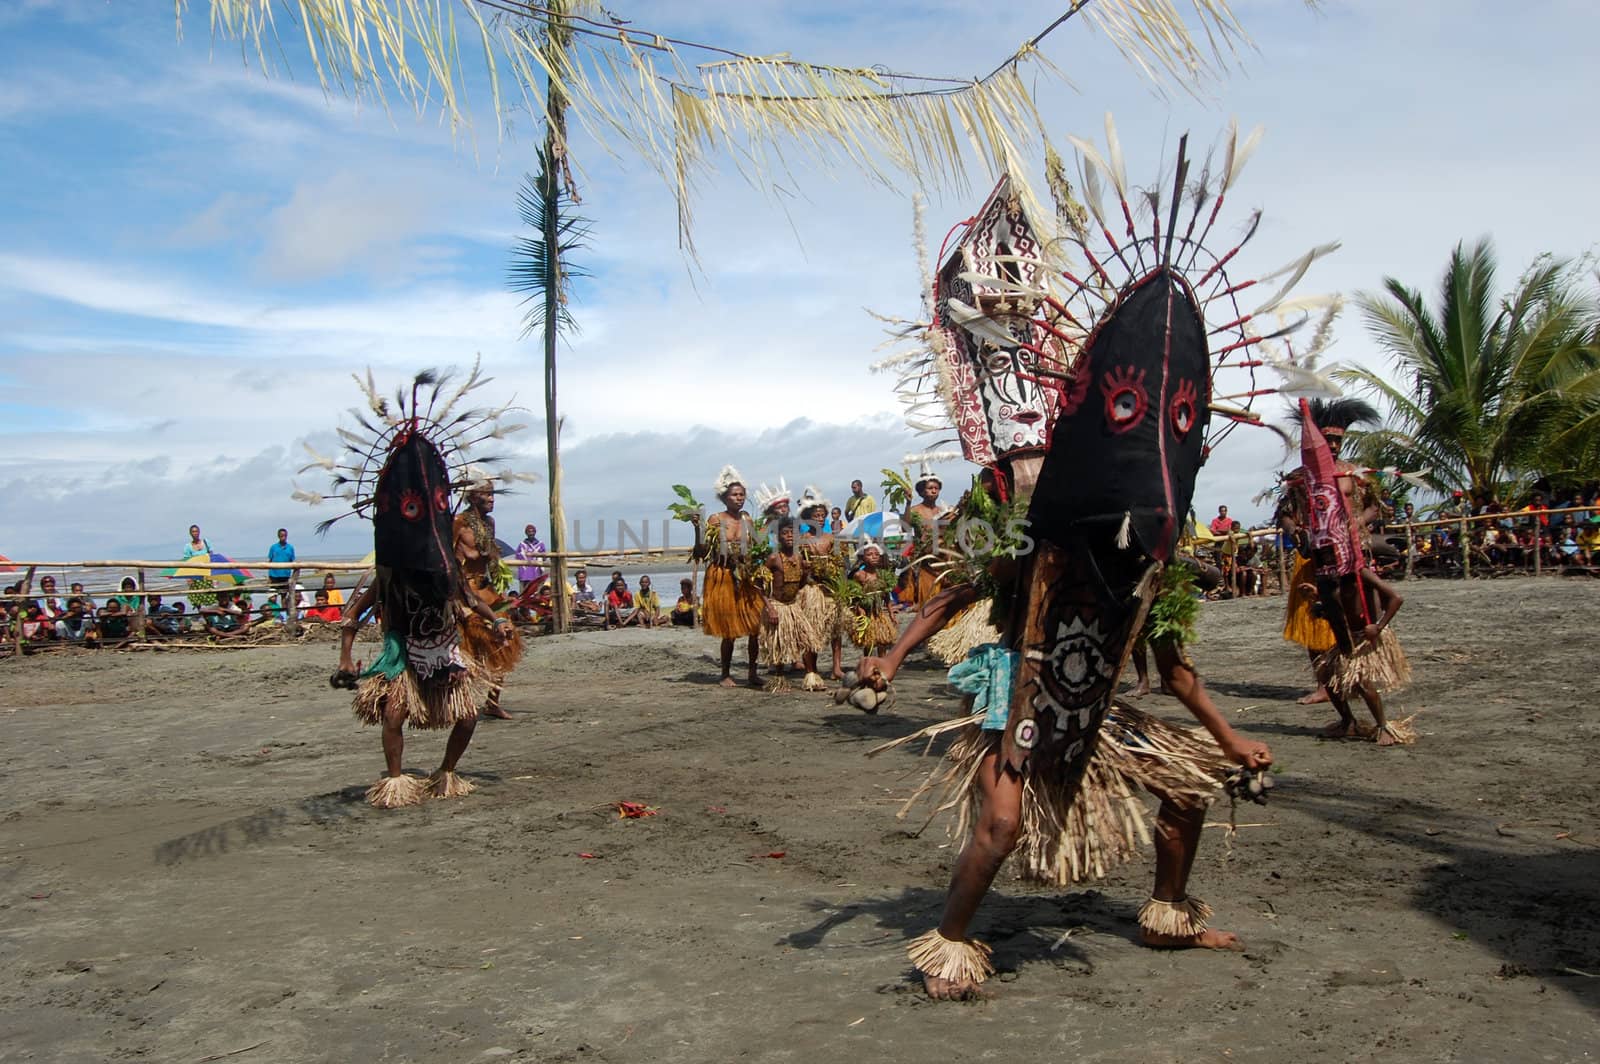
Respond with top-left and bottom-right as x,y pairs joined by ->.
2,580 -> 1596,1062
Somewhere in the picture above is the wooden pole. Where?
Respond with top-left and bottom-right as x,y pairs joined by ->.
1533,520 -> 1543,577
12,566 -> 33,658
1276,528 -> 1288,596
1405,523 -> 1415,581
135,568 -> 148,643
541,0 -> 575,636
1460,515 -> 1470,579
286,567 -> 301,636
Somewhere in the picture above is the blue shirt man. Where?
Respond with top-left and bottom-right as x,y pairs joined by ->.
267,528 -> 296,581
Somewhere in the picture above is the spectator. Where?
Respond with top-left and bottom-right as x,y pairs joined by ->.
304,590 -> 344,623
828,506 -> 845,532
267,528 -> 296,599
671,578 -> 697,626
572,569 -> 600,617
633,575 -> 662,628
38,575 -> 63,621
201,590 -> 248,638
1578,518 -> 1600,567
70,581 -> 97,612
1522,492 -> 1550,529
321,573 -> 345,606
604,570 -> 634,629
513,524 -> 548,597
111,577 -> 141,613
1208,505 -> 1232,536
183,524 -> 218,606
97,599 -> 132,644
146,594 -> 184,636
844,479 -> 877,521
56,596 -> 92,641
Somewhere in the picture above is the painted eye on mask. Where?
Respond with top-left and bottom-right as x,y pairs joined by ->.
1170,379 -> 1199,439
399,489 -> 424,521
1100,365 -> 1149,433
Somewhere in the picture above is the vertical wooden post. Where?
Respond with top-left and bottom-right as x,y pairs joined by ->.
286,567 -> 301,636
15,566 -> 35,658
1533,519 -> 1543,577
1460,516 -> 1470,578
1405,523 -> 1415,581
1276,527 -> 1288,596
135,568 -> 148,643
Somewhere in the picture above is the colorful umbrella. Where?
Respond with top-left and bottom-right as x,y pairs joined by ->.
0,553 -> 18,574
162,551 -> 252,585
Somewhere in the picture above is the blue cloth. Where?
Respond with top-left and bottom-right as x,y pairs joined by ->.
947,643 -> 1016,732
267,541 -> 296,579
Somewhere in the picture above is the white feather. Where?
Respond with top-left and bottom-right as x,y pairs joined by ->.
1251,243 -> 1342,316
1103,112 -> 1128,202
1224,121 -> 1265,193
291,486 -> 325,506
945,298 -> 1020,349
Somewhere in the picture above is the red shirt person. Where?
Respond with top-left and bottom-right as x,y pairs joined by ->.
1208,505 -> 1233,537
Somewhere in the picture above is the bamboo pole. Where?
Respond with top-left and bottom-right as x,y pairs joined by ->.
135,568 -> 148,644
1405,523 -> 1415,581
1460,515 -> 1470,579
285,567 -> 301,636
11,566 -> 33,658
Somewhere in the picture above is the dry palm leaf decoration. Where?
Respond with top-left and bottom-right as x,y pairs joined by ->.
187,1 -> 1311,255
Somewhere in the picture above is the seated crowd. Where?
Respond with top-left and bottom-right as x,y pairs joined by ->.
1387,488 -> 1600,575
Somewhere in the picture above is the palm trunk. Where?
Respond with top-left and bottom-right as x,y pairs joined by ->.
543,2 -> 572,634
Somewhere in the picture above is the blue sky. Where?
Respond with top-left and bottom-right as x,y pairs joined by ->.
2,0 -> 1597,561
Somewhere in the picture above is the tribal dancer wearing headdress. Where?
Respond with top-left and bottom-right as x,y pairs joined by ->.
301,363 -> 528,808
858,121 -> 1336,996
759,517 -> 827,691
454,474 -> 525,720
797,486 -> 848,681
896,461 -> 952,609
847,539 -> 900,656
1276,397 -> 1380,706
691,466 -> 764,687
1281,400 -> 1411,744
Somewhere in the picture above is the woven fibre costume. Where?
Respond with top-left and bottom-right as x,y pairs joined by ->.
1296,402 -> 1411,696
700,466 -> 764,640
295,363 -> 532,732
456,504 -> 525,683
874,120 -> 1337,891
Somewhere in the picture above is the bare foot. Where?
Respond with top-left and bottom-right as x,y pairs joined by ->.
1374,726 -> 1399,747
1320,719 -> 1356,739
745,669 -> 761,688
1141,928 -> 1245,951
481,705 -> 512,720
1129,683 -> 1151,699
719,676 -> 737,688
1297,687 -> 1331,705
830,668 -> 845,681
921,974 -> 988,1000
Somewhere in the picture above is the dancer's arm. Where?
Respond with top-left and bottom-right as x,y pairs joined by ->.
1357,568 -> 1402,644
336,583 -> 378,674
1154,644 -> 1271,770
856,582 -> 982,684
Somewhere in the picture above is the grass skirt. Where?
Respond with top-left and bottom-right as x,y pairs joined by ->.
849,607 -> 899,652
927,600 -> 1001,666
872,703 -> 1230,887
896,566 -> 940,608
1282,557 -> 1336,653
796,584 -> 843,642
703,564 -> 762,639
460,612 -> 524,683
1314,627 -> 1411,697
353,655 -> 490,730
759,597 -> 823,666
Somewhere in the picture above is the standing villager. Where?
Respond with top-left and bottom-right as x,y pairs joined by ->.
1283,400 -> 1412,743
896,461 -> 952,608
848,539 -> 899,655
796,486 -> 848,680
759,518 -> 826,690
303,364 -> 531,808
858,124 -> 1333,997
691,466 -> 764,687
454,473 -> 525,720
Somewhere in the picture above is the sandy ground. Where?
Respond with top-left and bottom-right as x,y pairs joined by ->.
2,580 -> 1597,1064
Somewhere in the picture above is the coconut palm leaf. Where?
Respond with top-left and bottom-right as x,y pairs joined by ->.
188,2 -> 1316,253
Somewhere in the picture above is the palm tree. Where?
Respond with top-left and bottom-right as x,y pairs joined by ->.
1341,239 -> 1599,505
508,1 -> 589,634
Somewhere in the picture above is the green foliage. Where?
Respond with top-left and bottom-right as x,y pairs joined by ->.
1146,564 -> 1200,649
1342,240 -> 1600,503
667,484 -> 702,523
880,468 -> 914,511
509,152 -> 592,338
